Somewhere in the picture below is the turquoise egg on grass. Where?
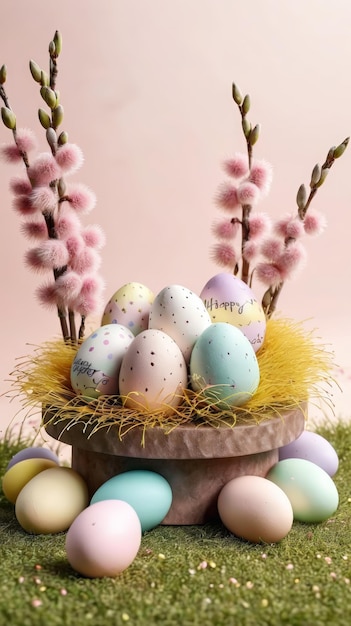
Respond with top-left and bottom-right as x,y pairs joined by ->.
266,458 -> 339,523
90,470 -> 172,532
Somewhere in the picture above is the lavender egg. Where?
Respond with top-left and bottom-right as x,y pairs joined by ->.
279,430 -> 339,477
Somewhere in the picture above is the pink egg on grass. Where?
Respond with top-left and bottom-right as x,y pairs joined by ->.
65,500 -> 142,578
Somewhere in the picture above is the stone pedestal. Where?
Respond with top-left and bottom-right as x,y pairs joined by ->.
44,406 -> 305,524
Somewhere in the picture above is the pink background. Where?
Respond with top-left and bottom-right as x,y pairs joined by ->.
1,0 -> 350,441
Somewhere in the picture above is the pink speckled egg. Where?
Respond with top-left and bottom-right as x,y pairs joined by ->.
70,324 -> 134,399
200,273 -> 266,352
119,329 -> 187,412
149,284 -> 212,363
101,282 -> 154,336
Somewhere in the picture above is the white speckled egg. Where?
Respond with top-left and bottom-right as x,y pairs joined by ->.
119,329 -> 187,412
190,322 -> 260,408
70,324 -> 134,399
200,273 -> 266,352
101,282 -> 154,336
148,284 -> 212,363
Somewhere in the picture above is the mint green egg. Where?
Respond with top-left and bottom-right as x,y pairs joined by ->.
266,458 -> 339,523
90,470 -> 172,532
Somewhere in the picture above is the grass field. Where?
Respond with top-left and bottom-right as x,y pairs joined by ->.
1,421 -> 350,626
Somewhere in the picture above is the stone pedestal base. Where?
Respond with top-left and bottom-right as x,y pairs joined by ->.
44,406 -> 305,525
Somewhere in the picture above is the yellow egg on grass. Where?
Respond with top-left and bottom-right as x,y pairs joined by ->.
15,467 -> 89,534
2,458 -> 59,504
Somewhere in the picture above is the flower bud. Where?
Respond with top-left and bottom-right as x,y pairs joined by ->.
58,131 -> 68,145
232,83 -> 243,105
333,137 -> 349,159
40,86 -> 57,109
46,127 -> 57,149
52,104 -> 64,128
310,163 -> 321,187
0,64 -> 7,84
40,70 -> 50,87
29,59 -> 42,83
38,108 -> 51,129
296,183 -> 307,210
242,94 -> 250,115
249,124 -> 260,146
316,167 -> 329,187
57,177 -> 66,197
242,117 -> 251,138
48,40 -> 56,57
53,31 -> 63,56
1,106 -> 16,129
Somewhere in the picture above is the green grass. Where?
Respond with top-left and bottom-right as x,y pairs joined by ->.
1,422 -> 351,626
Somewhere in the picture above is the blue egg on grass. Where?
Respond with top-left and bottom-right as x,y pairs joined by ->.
90,470 -> 172,532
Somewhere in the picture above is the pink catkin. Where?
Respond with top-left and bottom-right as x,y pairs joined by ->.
236,181 -> 260,206
70,246 -> 100,275
256,262 -> 283,287
284,217 -> 304,239
21,220 -> 48,240
15,128 -> 37,153
248,213 -> 271,238
25,240 -> 69,271
36,282 -> 59,308
10,176 -> 33,195
212,219 -> 239,240
0,144 -> 22,163
277,242 -> 306,278
74,275 -> 105,316
55,271 -> 83,306
30,187 -> 57,213
82,224 -> 106,249
249,159 -> 273,195
65,235 -> 85,258
55,209 -> 81,240
211,242 -> 237,268
274,214 -> 293,238
66,184 -> 96,214
261,237 -> 284,262
223,153 -> 248,179
55,143 -> 84,175
242,239 -> 259,261
216,183 -> 240,212
12,194 -> 37,216
28,153 -> 61,186
304,210 -> 327,236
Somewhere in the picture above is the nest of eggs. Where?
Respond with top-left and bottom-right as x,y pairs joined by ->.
11,317 -> 334,441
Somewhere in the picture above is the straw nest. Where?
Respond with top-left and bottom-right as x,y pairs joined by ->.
10,317 -> 335,440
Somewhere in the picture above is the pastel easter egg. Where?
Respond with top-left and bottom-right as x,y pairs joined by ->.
91,470 -> 172,532
2,458 -> 59,504
66,500 -> 141,578
101,282 -> 154,336
70,324 -> 134,399
190,322 -> 260,408
200,273 -> 266,352
15,467 -> 89,534
218,475 -> 294,543
266,458 -> 339,523
119,329 -> 187,413
148,284 -> 212,363
279,430 -> 339,477
6,446 -> 59,471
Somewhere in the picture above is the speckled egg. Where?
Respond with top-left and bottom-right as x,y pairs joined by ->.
190,322 -> 260,408
101,282 -> 154,336
200,273 -> 266,352
148,284 -> 212,363
70,324 -> 134,399
119,329 -> 187,412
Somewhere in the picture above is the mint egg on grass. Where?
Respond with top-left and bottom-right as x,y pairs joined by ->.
91,470 -> 173,532
189,322 -> 260,408
266,458 -> 339,523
